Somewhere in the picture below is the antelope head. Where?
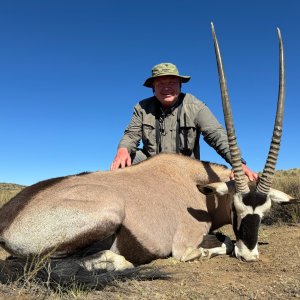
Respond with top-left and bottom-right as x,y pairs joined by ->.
211,23 -> 289,261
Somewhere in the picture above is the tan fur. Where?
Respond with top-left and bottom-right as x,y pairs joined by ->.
0,153 -> 232,265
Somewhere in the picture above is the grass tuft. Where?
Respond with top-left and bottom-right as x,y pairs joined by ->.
262,168 -> 300,225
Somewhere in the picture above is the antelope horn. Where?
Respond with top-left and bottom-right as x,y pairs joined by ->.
211,22 -> 249,193
256,28 -> 285,194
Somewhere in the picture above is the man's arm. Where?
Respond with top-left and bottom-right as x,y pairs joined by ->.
195,103 -> 232,163
233,164 -> 258,181
195,103 -> 258,181
110,147 -> 132,170
111,104 -> 143,170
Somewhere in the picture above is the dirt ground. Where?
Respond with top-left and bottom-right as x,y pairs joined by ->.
0,224 -> 299,299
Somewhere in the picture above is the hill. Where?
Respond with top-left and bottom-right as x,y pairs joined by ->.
0,182 -> 26,207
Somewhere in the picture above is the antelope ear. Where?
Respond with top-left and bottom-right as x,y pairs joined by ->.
197,181 -> 234,196
269,188 -> 299,204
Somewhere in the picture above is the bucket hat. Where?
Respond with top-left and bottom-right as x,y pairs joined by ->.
143,63 -> 191,88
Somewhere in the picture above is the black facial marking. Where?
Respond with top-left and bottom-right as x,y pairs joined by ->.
237,214 -> 261,250
242,192 -> 268,210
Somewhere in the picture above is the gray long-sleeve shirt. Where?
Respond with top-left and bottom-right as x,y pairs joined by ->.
118,93 -> 232,164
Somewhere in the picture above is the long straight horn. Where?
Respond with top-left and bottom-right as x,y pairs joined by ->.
256,28 -> 285,194
211,22 -> 249,193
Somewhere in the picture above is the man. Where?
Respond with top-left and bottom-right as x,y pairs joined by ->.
111,62 -> 257,181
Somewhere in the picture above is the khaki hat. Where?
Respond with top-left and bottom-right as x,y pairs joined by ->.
143,62 -> 191,88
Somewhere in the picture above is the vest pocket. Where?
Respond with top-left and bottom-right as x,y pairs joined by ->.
179,126 -> 196,156
142,120 -> 156,153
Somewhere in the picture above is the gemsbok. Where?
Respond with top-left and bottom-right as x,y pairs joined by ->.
0,24 -> 295,280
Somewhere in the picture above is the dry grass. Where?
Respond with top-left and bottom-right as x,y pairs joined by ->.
272,168 -> 300,198
263,168 -> 300,224
0,254 -> 169,299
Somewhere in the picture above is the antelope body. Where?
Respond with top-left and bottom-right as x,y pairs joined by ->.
0,25 -> 295,275
0,153 -> 292,269
0,156 -> 233,265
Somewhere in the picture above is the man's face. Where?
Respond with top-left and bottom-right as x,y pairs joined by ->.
153,76 -> 181,108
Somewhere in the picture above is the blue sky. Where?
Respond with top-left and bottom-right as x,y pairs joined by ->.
1,0 -> 299,186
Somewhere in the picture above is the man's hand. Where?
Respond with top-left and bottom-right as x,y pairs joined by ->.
230,164 -> 258,182
110,148 -> 132,171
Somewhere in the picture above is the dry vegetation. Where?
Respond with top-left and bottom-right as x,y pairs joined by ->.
263,168 -> 300,224
0,168 -> 299,299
